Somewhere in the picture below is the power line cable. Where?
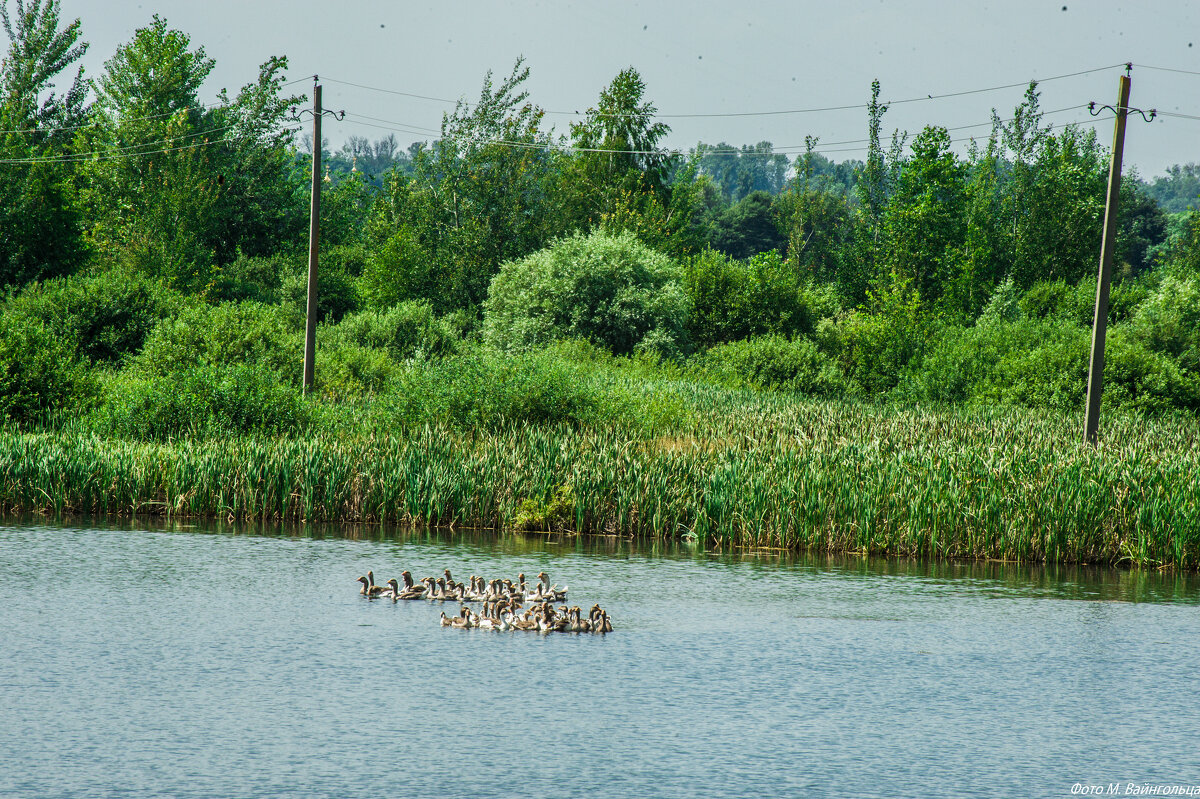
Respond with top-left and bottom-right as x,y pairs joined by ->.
339,103 -> 1096,158
1135,64 -> 1200,77
0,122 -> 299,165
0,99 -> 234,137
323,63 -> 1126,120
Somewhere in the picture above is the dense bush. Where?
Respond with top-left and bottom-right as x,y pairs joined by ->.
910,316 -> 1088,410
131,301 -> 303,381
691,335 -> 845,397
1018,278 -> 1093,324
683,249 -> 839,348
834,288 -> 932,397
357,225 -> 436,309
0,313 -> 96,425
207,252 -> 288,304
1103,328 -> 1200,414
91,363 -> 308,439
315,342 -> 399,400
482,230 -> 689,358
5,268 -> 185,364
312,302 -> 463,399
280,245 -> 363,324
1127,269 -> 1200,374
383,350 -> 608,429
323,301 -> 460,361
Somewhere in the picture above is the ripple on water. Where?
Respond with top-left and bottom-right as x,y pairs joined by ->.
1,519 -> 1198,799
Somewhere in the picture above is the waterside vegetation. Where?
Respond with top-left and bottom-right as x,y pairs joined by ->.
4,373 -> 1199,568
3,5 -> 1200,569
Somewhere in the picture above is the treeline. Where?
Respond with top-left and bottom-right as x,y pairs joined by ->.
3,2 -> 1200,435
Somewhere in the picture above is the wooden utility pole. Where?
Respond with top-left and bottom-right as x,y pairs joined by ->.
1084,73 -> 1131,446
302,82 -> 322,393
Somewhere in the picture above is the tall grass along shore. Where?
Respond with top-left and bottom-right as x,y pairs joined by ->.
4,381 -> 1198,570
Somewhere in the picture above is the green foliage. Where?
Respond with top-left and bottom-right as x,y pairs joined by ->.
366,59 -> 564,313
691,334 -> 845,397
279,249 -> 360,324
856,79 -> 890,230
0,0 -> 88,288
835,285 -> 931,396
358,223 -> 435,309
1006,124 -> 1105,289
510,483 -> 576,532
683,248 -> 830,348
319,171 -> 374,250
91,363 -> 307,439
83,17 -> 302,290
1173,211 -> 1200,274
131,300 -> 302,381
324,301 -> 460,361
1116,178 -> 1168,274
1103,328 -> 1200,414
313,301 -> 462,399
1018,278 -> 1093,324
483,230 -> 689,358
380,350 -> 609,430
314,340 -> 398,401
910,316 -> 1087,410
775,180 -> 857,297
693,141 -> 790,203
0,309 -> 94,423
1126,269 -> 1200,373
1142,164 -> 1200,214
570,67 -> 672,195
882,126 -> 967,310
704,190 -> 785,259
207,251 -> 287,304
5,267 -> 185,363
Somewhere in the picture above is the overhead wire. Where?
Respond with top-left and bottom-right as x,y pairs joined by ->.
324,62 -> 1127,120
4,60 -> 1190,166
337,103 -> 1099,160
0,99 -> 235,137
0,122 -> 300,165
1135,64 -> 1200,77
0,72 -> 316,137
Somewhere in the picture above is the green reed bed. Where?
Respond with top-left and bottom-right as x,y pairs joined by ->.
2,390 -> 1199,568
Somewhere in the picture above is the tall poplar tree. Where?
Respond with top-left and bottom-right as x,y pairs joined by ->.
0,0 -> 88,287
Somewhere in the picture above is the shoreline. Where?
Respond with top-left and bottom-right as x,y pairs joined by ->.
4,400 -> 1198,570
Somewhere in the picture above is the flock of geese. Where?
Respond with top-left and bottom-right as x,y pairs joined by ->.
356,569 -> 614,634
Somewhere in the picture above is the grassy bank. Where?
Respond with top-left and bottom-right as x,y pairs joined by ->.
4,382 -> 1199,569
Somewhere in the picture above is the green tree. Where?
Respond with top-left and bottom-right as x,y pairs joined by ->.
366,59 -> 563,312
999,85 -> 1106,289
570,67 -> 672,196
0,0 -> 88,288
683,248 -> 815,348
775,137 -> 858,301
704,190 -> 786,259
957,131 -> 1008,318
694,140 -> 790,203
882,126 -> 968,311
856,80 -> 889,233
83,16 -> 301,290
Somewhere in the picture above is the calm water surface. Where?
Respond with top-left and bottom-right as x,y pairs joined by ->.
1,519 -> 1198,799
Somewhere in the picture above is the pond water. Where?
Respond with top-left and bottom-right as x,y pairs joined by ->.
1,519 -> 1198,799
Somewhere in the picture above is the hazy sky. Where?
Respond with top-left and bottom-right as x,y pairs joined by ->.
60,1 -> 1200,176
